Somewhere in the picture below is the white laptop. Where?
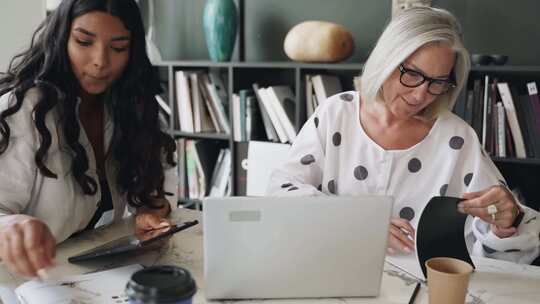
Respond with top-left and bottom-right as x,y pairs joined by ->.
203,195 -> 393,300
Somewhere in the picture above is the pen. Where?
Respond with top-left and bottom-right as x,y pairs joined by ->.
408,282 -> 421,304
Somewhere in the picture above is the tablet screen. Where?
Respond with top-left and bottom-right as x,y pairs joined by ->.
68,220 -> 199,262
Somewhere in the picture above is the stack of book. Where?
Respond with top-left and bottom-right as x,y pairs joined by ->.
174,70 -> 230,134
305,74 -> 343,117
176,139 -> 231,202
455,77 -> 540,159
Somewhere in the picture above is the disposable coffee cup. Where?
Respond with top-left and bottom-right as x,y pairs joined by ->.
126,265 -> 196,304
425,257 -> 473,304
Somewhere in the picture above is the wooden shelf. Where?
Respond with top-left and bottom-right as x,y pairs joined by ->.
154,60 -> 364,70
491,157 -> 540,166
171,131 -> 230,141
471,65 -> 540,73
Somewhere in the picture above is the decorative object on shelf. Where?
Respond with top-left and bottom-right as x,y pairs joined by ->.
284,21 -> 354,63
203,0 -> 238,62
471,54 -> 509,66
490,54 -> 509,65
392,0 -> 432,18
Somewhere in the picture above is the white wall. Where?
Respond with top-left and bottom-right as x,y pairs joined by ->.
0,1 -> 45,72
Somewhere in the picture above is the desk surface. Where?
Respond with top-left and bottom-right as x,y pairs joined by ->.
1,209 -> 539,304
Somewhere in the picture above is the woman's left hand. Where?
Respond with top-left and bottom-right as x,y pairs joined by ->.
458,186 -> 519,238
135,211 -> 171,232
135,199 -> 172,233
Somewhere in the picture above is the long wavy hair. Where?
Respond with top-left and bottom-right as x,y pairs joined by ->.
0,0 -> 176,208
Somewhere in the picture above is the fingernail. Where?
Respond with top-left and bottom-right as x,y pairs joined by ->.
387,247 -> 396,254
458,203 -> 464,208
457,206 -> 465,213
158,221 -> 170,227
404,246 -> 412,253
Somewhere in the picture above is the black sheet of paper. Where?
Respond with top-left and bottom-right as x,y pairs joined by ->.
416,196 -> 475,277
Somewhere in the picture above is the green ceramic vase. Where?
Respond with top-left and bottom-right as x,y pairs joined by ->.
203,0 -> 238,62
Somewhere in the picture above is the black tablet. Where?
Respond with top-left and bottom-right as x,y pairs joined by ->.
68,220 -> 199,263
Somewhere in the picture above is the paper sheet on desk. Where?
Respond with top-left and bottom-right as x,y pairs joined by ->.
13,264 -> 142,304
465,257 -> 540,304
385,196 -> 473,281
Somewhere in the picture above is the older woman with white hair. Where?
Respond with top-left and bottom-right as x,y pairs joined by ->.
267,7 -> 540,264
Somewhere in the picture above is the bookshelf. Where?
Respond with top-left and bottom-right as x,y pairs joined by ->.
460,65 -> 540,211
156,61 -> 540,212
155,61 -> 361,207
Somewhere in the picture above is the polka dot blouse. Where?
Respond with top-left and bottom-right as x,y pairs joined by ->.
267,91 -> 540,264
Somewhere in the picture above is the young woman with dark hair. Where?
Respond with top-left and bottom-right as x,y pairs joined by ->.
0,0 -> 177,277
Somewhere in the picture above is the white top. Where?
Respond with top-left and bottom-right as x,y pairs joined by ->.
267,91 -> 540,264
0,89 -> 178,243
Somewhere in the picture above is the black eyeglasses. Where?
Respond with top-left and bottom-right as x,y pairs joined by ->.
398,64 -> 456,95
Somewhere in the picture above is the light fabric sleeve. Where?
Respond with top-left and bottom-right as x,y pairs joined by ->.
0,91 -> 39,217
471,205 -> 540,264
455,126 -> 540,264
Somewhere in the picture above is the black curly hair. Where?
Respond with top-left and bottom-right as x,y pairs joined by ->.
0,0 -> 176,208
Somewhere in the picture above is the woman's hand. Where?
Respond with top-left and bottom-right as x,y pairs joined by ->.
135,198 -> 172,234
0,215 -> 56,277
387,217 -> 415,254
459,186 -> 519,238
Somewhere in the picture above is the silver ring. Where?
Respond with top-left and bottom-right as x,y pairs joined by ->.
487,204 -> 498,215
491,213 -> 496,221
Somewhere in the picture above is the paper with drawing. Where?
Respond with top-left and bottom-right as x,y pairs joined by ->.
14,264 -> 142,304
385,196 -> 474,281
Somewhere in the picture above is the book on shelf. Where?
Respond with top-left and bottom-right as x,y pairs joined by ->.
203,75 -> 231,134
209,70 -> 229,110
481,75 -> 489,147
471,79 -> 483,140
155,94 -> 171,128
208,148 -> 232,197
177,138 -> 187,198
258,87 -> 289,143
198,73 -> 223,133
252,83 -> 279,142
311,74 -> 343,103
234,141 -> 249,196
175,70 -> 195,132
266,85 -> 297,142
517,94 -> 540,157
189,72 -> 215,133
497,82 -> 526,158
185,140 -> 201,199
495,102 -> 506,157
511,83 -> 536,158
305,74 -> 315,118
526,82 -> 540,151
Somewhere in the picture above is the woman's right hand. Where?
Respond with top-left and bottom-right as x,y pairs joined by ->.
387,217 -> 415,254
0,215 -> 56,277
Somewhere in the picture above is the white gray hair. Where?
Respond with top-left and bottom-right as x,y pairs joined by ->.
358,7 -> 470,119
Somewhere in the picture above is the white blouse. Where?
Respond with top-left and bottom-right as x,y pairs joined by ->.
267,91 -> 539,264
0,89 -> 178,243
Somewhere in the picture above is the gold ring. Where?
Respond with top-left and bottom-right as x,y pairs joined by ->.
487,204 -> 498,215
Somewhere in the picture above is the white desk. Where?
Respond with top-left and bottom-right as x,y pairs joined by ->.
1,209 -> 539,304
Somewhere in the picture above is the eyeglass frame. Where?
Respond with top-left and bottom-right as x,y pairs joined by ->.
398,64 -> 456,95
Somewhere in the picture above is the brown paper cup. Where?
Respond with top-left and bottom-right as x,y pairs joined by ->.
425,257 -> 473,304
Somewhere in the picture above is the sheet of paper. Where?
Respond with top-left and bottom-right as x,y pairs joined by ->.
246,141 -> 290,196
385,196 -> 472,282
15,264 -> 142,304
